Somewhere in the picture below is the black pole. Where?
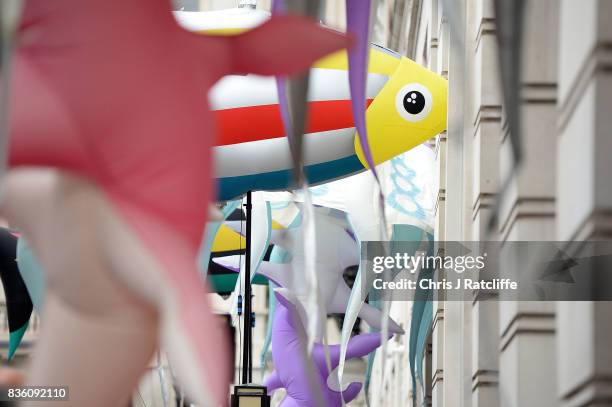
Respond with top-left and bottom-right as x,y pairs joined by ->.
242,190 -> 253,384
247,190 -> 253,383
249,330 -> 253,383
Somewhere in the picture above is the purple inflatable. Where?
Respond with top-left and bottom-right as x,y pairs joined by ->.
265,289 -> 388,406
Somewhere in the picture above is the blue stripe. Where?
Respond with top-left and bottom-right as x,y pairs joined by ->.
216,155 -> 364,201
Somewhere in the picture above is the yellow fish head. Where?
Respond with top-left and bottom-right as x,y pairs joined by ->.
355,56 -> 448,168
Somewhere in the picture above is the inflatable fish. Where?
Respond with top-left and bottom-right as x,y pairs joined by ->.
214,205 -> 405,337
174,11 -> 448,201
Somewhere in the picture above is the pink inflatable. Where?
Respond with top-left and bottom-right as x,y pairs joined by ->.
1,1 -> 348,405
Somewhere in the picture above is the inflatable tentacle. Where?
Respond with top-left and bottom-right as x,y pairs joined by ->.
341,382 -> 363,402
263,370 -> 283,394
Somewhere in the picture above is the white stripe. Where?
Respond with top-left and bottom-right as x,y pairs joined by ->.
173,9 -> 270,32
209,69 -> 389,110
214,128 -> 355,178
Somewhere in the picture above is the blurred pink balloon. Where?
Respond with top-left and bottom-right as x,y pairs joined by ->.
2,1 -> 349,405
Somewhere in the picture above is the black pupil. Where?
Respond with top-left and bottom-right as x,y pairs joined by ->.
403,91 -> 425,114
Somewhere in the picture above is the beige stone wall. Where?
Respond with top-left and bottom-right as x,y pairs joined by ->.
368,0 -> 612,406
555,0 -> 612,406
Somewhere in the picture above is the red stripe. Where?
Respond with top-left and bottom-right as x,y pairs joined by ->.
214,99 -> 373,146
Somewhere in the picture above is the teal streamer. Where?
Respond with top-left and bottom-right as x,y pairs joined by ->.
16,237 -> 45,313
406,230 -> 434,405
362,225 -> 432,401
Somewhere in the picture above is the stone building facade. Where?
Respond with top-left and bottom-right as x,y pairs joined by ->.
366,0 -> 612,406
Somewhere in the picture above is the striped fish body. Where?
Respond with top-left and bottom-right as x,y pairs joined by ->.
211,63 -> 389,201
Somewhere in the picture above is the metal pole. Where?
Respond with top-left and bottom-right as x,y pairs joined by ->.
241,190 -> 253,384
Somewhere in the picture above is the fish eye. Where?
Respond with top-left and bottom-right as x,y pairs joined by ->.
395,83 -> 433,122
